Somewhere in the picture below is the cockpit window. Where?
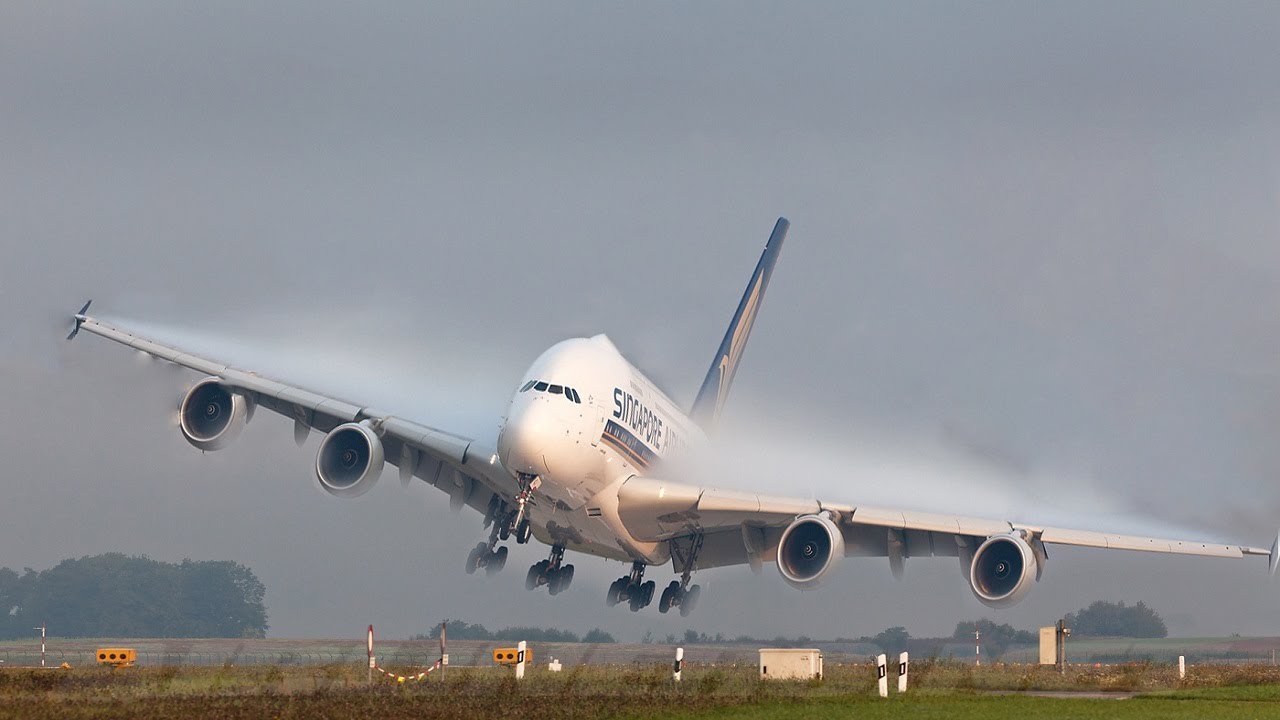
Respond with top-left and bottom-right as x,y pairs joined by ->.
524,380 -> 582,403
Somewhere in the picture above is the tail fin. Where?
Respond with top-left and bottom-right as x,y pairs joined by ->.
689,218 -> 789,431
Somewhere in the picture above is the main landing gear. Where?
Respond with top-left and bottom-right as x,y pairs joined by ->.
526,544 -> 575,595
467,495 -> 514,576
658,577 -> 701,617
606,562 -> 657,612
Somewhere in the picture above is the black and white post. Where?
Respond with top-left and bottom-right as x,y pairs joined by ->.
673,647 -> 684,682
34,623 -> 46,668
897,651 -> 909,693
876,653 -> 888,698
367,625 -> 375,685
515,640 -> 527,681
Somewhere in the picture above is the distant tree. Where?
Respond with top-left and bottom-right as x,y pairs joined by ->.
0,554 -> 266,639
1064,601 -> 1167,638
869,626 -> 909,652
425,620 -> 492,640
492,626 -> 579,642
582,628 -> 616,644
952,619 -> 1036,658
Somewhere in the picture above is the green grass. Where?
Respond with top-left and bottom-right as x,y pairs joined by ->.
3,660 -> 1280,719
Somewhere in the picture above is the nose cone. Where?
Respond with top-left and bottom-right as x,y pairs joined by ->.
499,399 -> 560,476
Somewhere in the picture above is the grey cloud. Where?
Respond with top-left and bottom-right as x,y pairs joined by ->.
3,3 -> 1280,640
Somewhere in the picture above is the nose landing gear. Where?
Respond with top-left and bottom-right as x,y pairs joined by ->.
526,544 -> 575,595
507,473 -> 540,545
606,562 -> 656,612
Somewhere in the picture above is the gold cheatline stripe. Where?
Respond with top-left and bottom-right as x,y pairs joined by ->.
601,431 -> 651,469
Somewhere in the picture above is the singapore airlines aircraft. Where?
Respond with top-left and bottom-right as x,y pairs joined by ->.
68,219 -> 1277,617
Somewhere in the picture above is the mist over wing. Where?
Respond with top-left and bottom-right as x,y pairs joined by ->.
3,3 -> 1280,640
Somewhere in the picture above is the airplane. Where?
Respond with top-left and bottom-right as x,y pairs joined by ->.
67,218 -> 1278,617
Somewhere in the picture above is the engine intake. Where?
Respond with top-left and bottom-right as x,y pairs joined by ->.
179,378 -> 249,451
776,513 -> 845,589
968,532 -> 1038,608
315,422 -> 385,498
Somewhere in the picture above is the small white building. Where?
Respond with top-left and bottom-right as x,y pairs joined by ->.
759,648 -> 823,680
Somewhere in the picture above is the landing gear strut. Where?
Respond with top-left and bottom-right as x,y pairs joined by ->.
606,562 -> 656,612
507,473 -> 539,545
526,544 -> 575,595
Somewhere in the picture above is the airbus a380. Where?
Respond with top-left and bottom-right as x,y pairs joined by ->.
68,218 -> 1277,617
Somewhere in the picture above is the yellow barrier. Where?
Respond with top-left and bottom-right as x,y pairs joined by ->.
95,648 -> 136,667
492,647 -> 532,666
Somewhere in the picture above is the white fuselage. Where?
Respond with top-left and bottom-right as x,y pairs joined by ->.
496,335 -> 707,564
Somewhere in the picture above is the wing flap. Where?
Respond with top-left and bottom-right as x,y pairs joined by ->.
1040,527 -> 1249,558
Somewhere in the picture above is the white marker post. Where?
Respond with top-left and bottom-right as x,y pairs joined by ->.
1178,655 -> 1186,680
876,653 -> 888,698
897,651 -> 909,693
673,647 -> 684,682
35,623 -> 46,668
515,640 -> 527,681
367,625 -> 375,685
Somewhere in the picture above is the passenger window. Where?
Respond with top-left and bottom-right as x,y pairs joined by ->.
548,384 -> 563,394
534,382 -> 549,392
520,380 -> 536,392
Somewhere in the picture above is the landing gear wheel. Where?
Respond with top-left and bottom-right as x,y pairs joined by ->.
642,580 -> 656,607
606,578 -> 625,606
659,581 -> 679,614
465,543 -> 484,575
515,517 -> 532,544
487,546 -> 508,576
499,522 -> 511,542
548,564 -> 573,595
526,563 -> 541,591
679,584 -> 701,617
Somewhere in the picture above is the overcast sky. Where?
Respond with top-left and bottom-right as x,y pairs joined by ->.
3,3 -> 1280,641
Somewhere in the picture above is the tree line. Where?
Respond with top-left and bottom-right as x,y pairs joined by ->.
418,620 -> 616,644
0,553 -> 268,639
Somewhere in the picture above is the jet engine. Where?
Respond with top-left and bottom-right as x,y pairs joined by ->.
179,378 -> 250,451
315,422 -> 385,498
968,531 -> 1039,608
776,512 -> 845,589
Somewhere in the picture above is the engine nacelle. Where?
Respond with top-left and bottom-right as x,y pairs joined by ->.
968,531 -> 1039,608
776,512 -> 845,590
179,378 -> 249,451
315,422 -> 385,498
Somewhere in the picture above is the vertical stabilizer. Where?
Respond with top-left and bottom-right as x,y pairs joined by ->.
689,217 -> 788,431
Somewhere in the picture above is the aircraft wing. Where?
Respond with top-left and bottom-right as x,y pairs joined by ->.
614,476 -> 1277,577
68,310 -> 516,514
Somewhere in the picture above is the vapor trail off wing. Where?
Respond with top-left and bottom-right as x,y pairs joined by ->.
67,310 -> 516,513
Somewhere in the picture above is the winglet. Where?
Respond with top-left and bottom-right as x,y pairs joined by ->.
66,299 -> 92,340
1270,530 -> 1279,577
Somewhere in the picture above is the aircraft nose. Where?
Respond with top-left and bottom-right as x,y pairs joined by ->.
499,399 -> 559,476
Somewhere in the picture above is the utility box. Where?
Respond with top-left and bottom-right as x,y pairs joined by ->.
96,648 -> 136,667
1039,620 -> 1071,668
759,648 -> 822,680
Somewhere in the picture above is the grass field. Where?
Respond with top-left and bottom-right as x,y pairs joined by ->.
4,659 -> 1280,719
